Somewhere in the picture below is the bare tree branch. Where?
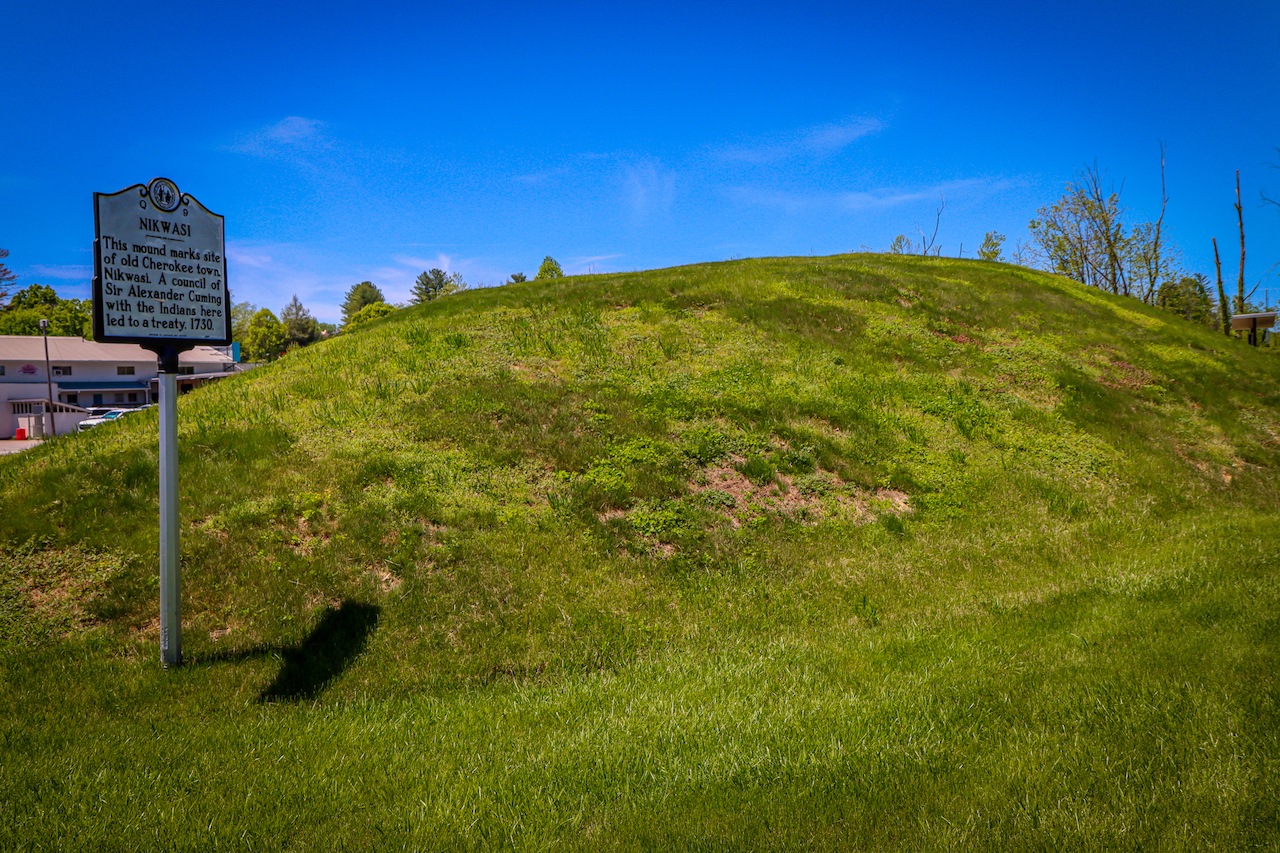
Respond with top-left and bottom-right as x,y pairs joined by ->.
1262,150 -> 1280,212
1235,170 -> 1247,315
915,196 -> 946,256
1213,237 -> 1230,335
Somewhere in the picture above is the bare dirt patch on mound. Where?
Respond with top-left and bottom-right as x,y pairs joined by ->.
687,457 -> 909,529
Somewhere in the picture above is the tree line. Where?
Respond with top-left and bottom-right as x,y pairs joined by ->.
883,145 -> 1277,336
0,249 -> 569,361
235,255 -> 566,361
0,250 -> 92,336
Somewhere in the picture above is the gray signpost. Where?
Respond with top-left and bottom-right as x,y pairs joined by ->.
92,178 -> 232,667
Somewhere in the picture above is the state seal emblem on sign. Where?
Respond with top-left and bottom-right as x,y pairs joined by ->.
147,177 -> 181,212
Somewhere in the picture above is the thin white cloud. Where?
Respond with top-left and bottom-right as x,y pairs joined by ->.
225,241 -> 351,323
624,160 -> 677,216
228,117 -> 329,158
566,254 -> 623,275
514,166 -> 571,185
726,176 -> 1021,213
225,247 -> 275,270
29,264 -> 92,280
801,119 -> 884,152
394,254 -> 454,273
266,117 -> 324,145
387,253 -> 514,294
714,117 -> 885,163
570,253 -> 623,264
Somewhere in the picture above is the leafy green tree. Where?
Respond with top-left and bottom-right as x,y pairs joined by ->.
508,272 -> 527,283
230,301 -> 260,343
341,281 -> 385,324
977,231 -> 1006,262
346,301 -> 396,329
0,301 -> 90,336
1027,158 -> 1173,303
0,284 -> 90,336
444,272 -> 468,297
280,294 -> 320,347
242,308 -> 288,361
888,235 -> 912,255
5,283 -> 58,310
534,256 -> 564,279
1157,274 -> 1214,325
0,248 -> 17,305
412,269 -> 449,304
1028,169 -> 1128,294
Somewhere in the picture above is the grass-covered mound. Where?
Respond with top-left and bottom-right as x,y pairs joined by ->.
2,255 -> 1278,849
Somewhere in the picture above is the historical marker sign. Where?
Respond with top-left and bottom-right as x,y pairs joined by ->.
92,178 -> 232,668
93,177 -> 232,347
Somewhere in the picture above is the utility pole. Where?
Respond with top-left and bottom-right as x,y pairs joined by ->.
39,318 -> 57,438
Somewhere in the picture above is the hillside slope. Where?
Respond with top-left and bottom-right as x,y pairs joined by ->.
1,255 -> 1277,849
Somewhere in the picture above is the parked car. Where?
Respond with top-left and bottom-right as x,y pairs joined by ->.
76,409 -> 133,432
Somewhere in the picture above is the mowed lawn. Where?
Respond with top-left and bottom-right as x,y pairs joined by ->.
2,255 -> 1278,850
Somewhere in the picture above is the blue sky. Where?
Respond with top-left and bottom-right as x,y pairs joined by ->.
3,0 -> 1278,323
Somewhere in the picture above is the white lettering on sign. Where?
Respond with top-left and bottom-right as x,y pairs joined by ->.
94,180 -> 229,342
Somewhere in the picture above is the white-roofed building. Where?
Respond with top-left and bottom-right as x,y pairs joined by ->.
0,336 -> 244,437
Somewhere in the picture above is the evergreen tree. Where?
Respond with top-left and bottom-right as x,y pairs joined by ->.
411,269 -> 449,304
534,256 -> 564,279
0,248 -> 17,305
412,269 -> 468,303
508,272 -> 527,283
280,294 -> 320,347
341,281 -> 385,324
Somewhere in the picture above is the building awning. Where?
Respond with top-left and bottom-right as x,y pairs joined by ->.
1230,312 -> 1277,331
146,371 -> 237,389
55,381 -> 150,391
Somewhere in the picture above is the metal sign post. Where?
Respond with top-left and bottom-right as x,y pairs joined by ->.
158,347 -> 181,665
92,178 -> 232,667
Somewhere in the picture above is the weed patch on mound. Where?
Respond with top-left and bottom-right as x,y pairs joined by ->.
0,541 -> 134,642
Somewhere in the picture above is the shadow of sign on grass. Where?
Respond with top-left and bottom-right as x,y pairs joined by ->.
256,601 -> 380,703
198,600 -> 381,703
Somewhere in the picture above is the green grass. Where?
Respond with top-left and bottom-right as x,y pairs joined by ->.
1,254 -> 1278,849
